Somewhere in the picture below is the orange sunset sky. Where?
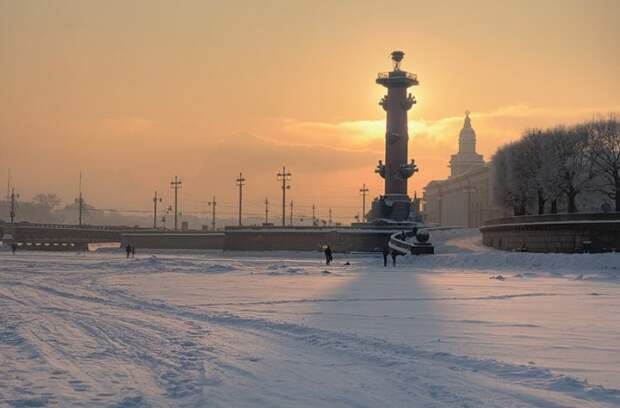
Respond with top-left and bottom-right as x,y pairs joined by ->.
1,0 -> 619,222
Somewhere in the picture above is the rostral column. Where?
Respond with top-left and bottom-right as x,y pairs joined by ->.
374,50 -> 419,221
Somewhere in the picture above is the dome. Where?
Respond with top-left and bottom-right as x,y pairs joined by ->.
459,111 -> 476,152
449,110 -> 484,177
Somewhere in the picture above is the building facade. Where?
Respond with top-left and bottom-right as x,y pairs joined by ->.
423,113 -> 506,227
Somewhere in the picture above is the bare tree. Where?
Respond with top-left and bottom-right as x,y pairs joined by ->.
492,146 -> 512,211
508,141 -> 534,215
32,193 -> 62,211
587,114 -> 620,211
548,126 -> 596,213
492,142 -> 530,216
520,129 -> 563,214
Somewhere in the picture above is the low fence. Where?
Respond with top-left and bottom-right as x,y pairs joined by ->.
480,212 -> 620,253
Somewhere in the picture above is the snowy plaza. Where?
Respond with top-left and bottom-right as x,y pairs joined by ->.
1,230 -> 619,407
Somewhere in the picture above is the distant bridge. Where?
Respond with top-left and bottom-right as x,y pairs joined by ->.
0,222 -> 148,250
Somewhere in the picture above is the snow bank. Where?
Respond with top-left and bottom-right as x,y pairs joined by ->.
406,228 -> 620,279
0,254 -> 240,276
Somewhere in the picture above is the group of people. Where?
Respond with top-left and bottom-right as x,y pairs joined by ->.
322,243 -> 400,267
125,244 -> 136,258
382,245 -> 399,267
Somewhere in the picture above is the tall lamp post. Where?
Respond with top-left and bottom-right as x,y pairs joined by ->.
236,173 -> 246,226
152,191 -> 162,229
359,184 -> 369,223
9,188 -> 19,223
208,196 -> 217,231
170,176 -> 182,231
277,166 -> 291,226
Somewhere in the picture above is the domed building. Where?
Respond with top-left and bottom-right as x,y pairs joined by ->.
449,111 -> 484,178
422,112 -> 507,227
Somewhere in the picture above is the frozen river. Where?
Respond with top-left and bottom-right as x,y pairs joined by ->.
1,230 -> 619,407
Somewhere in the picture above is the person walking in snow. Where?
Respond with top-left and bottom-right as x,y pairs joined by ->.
131,245 -> 136,258
125,244 -> 132,258
391,249 -> 397,267
382,245 -> 390,267
324,245 -> 333,265
11,243 -> 17,254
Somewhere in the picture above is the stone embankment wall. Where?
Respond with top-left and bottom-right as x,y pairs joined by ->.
480,213 -> 620,253
2,222 -> 408,253
223,227 -> 395,252
1,222 -> 140,250
121,232 -> 225,250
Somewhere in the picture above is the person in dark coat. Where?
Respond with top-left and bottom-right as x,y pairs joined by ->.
131,245 -> 136,258
125,244 -> 132,258
382,245 -> 390,267
11,243 -> 17,254
391,249 -> 397,266
324,245 -> 333,265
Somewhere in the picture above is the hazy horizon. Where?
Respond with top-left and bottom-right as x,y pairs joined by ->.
2,0 -> 619,224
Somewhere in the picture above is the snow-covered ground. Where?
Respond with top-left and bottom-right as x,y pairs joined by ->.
1,229 -> 619,407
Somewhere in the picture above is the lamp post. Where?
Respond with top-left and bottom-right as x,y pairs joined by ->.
277,166 -> 291,226
359,184 -> 369,223
208,196 -> 217,231
153,191 -> 162,229
170,177 -> 182,231
236,173 -> 246,226
9,188 -> 19,223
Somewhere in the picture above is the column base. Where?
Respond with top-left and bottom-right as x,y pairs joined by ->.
369,194 -> 412,222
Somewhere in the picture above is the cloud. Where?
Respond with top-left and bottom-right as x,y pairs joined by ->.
5,103 -> 618,212
270,104 -> 620,190
202,132 -> 376,176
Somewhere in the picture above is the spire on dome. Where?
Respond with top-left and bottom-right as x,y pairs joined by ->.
463,110 -> 472,129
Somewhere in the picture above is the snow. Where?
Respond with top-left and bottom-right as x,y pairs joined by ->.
1,229 -> 619,407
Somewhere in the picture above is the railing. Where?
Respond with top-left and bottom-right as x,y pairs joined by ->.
377,71 -> 417,81
388,231 -> 414,255
0,221 -> 149,231
481,212 -> 620,228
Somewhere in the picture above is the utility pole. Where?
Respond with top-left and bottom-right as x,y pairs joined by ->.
328,208 -> 333,226
170,176 -> 182,230
152,191 -> 162,229
277,166 -> 291,227
359,183 -> 369,223
289,201 -> 294,226
264,197 -> 269,224
9,188 -> 18,223
78,172 -> 84,226
208,195 -> 217,231
6,168 -> 11,201
236,173 -> 246,226
312,204 -> 316,226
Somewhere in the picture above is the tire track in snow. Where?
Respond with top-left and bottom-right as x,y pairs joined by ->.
2,261 -> 619,407
89,279 -> 620,407
0,277 -> 214,406
193,292 -> 561,308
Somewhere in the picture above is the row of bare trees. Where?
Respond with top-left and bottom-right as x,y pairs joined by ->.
492,114 -> 620,215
